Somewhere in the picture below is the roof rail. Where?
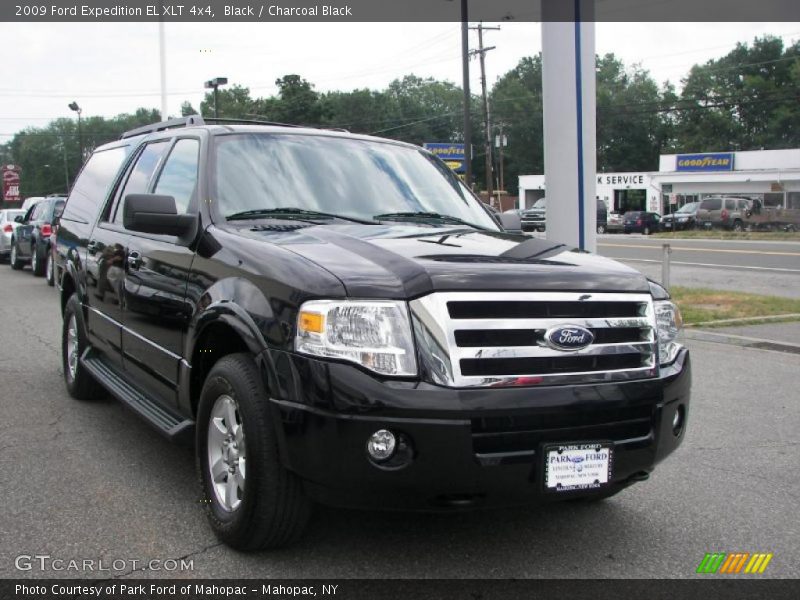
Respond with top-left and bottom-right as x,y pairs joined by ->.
203,117 -> 302,128
120,115 -> 206,139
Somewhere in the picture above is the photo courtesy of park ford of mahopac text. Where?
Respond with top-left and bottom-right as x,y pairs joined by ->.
1,0 -> 799,598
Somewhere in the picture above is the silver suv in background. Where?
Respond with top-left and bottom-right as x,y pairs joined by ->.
0,208 -> 27,262
695,196 -> 751,231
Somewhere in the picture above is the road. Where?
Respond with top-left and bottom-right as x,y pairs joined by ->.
0,266 -> 798,579
596,235 -> 800,298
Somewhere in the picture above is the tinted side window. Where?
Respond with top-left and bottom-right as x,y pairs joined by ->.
113,141 -> 170,223
62,147 -> 129,224
725,199 -> 735,210
702,198 -> 721,211
153,139 -> 200,214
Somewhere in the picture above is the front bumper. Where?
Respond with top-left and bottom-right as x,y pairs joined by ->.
266,347 -> 691,510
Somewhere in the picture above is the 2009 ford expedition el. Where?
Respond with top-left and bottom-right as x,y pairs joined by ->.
55,116 -> 690,550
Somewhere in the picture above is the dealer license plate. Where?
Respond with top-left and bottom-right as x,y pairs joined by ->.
544,443 -> 613,492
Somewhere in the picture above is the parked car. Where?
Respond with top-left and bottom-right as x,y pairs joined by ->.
521,198 -> 546,232
607,212 -> 624,233
56,116 -> 689,551
596,198 -> 608,234
694,196 -> 751,231
661,202 -> 700,231
0,208 -> 27,262
10,196 -> 65,277
623,211 -> 661,235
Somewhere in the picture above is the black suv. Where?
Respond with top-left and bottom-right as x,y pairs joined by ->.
55,117 -> 690,550
10,195 -> 65,277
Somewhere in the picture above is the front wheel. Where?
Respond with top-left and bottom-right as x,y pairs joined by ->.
197,353 -> 311,550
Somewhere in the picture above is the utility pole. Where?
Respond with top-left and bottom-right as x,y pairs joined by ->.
470,22 -> 499,202
460,0 -> 472,188
495,124 -> 507,203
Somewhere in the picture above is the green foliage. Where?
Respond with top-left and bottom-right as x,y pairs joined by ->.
674,35 -> 800,152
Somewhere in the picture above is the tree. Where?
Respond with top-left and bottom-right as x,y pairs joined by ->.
675,36 -> 800,152
490,55 -> 544,195
199,84 -> 256,119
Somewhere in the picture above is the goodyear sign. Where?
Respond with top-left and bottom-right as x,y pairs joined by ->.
676,153 -> 734,172
424,143 -> 465,173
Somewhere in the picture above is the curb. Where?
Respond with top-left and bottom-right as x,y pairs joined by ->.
684,313 -> 800,328
683,329 -> 800,356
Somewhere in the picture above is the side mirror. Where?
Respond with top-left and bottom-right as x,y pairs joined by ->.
123,194 -> 196,237
14,215 -> 23,223
497,212 -> 521,232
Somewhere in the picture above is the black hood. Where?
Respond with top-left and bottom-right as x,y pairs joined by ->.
229,223 -> 651,299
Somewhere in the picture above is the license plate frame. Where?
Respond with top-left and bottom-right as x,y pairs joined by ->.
543,442 -> 614,493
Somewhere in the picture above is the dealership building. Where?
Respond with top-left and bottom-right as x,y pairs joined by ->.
518,148 -> 800,214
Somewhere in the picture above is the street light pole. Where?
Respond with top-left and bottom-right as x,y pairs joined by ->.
68,101 -> 83,164
204,77 -> 228,118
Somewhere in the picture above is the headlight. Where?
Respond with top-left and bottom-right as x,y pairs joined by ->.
654,300 -> 683,366
295,300 -> 417,377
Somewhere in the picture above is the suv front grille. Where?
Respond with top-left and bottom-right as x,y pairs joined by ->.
410,292 -> 657,387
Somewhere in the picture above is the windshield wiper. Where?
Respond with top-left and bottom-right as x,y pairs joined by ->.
226,208 -> 377,225
373,211 -> 488,230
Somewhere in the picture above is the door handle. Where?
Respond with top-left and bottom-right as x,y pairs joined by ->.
127,251 -> 143,270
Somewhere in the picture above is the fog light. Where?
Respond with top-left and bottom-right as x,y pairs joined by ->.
672,406 -> 685,436
367,430 -> 396,461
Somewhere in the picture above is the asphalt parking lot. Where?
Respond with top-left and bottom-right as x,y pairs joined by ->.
1,265 -> 798,579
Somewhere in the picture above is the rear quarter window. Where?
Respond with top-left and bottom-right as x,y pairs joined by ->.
62,146 -> 129,224
702,198 -> 722,211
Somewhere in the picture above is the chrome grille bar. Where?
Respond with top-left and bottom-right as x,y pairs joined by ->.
410,291 -> 658,388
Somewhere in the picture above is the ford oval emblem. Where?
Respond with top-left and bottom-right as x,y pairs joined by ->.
545,325 -> 595,351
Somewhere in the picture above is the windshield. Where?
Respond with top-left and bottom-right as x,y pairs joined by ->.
676,202 -> 699,213
212,133 -> 499,230
532,198 -> 546,209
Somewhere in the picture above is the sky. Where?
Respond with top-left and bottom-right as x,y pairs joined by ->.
1,21 -> 799,141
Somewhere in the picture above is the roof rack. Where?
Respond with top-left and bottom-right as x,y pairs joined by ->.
202,117 -> 301,128
120,115 -> 205,139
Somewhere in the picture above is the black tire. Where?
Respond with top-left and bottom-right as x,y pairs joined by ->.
9,239 -> 24,270
197,353 -> 311,550
597,224 -> 606,234
62,294 -> 103,400
31,243 -> 46,277
643,226 -> 651,235
46,250 -> 55,286
732,220 -> 743,232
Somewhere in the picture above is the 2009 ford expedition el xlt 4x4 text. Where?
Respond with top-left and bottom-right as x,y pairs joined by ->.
54,117 -> 690,550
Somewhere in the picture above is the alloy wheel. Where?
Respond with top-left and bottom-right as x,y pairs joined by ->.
66,314 -> 79,381
207,394 -> 247,512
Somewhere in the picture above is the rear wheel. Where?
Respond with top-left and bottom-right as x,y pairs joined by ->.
732,220 -> 744,232
197,353 -> 311,550
62,294 -> 103,400
31,243 -> 46,277
643,226 -> 651,235
46,251 -> 55,286
9,240 -> 24,270
597,224 -> 606,234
